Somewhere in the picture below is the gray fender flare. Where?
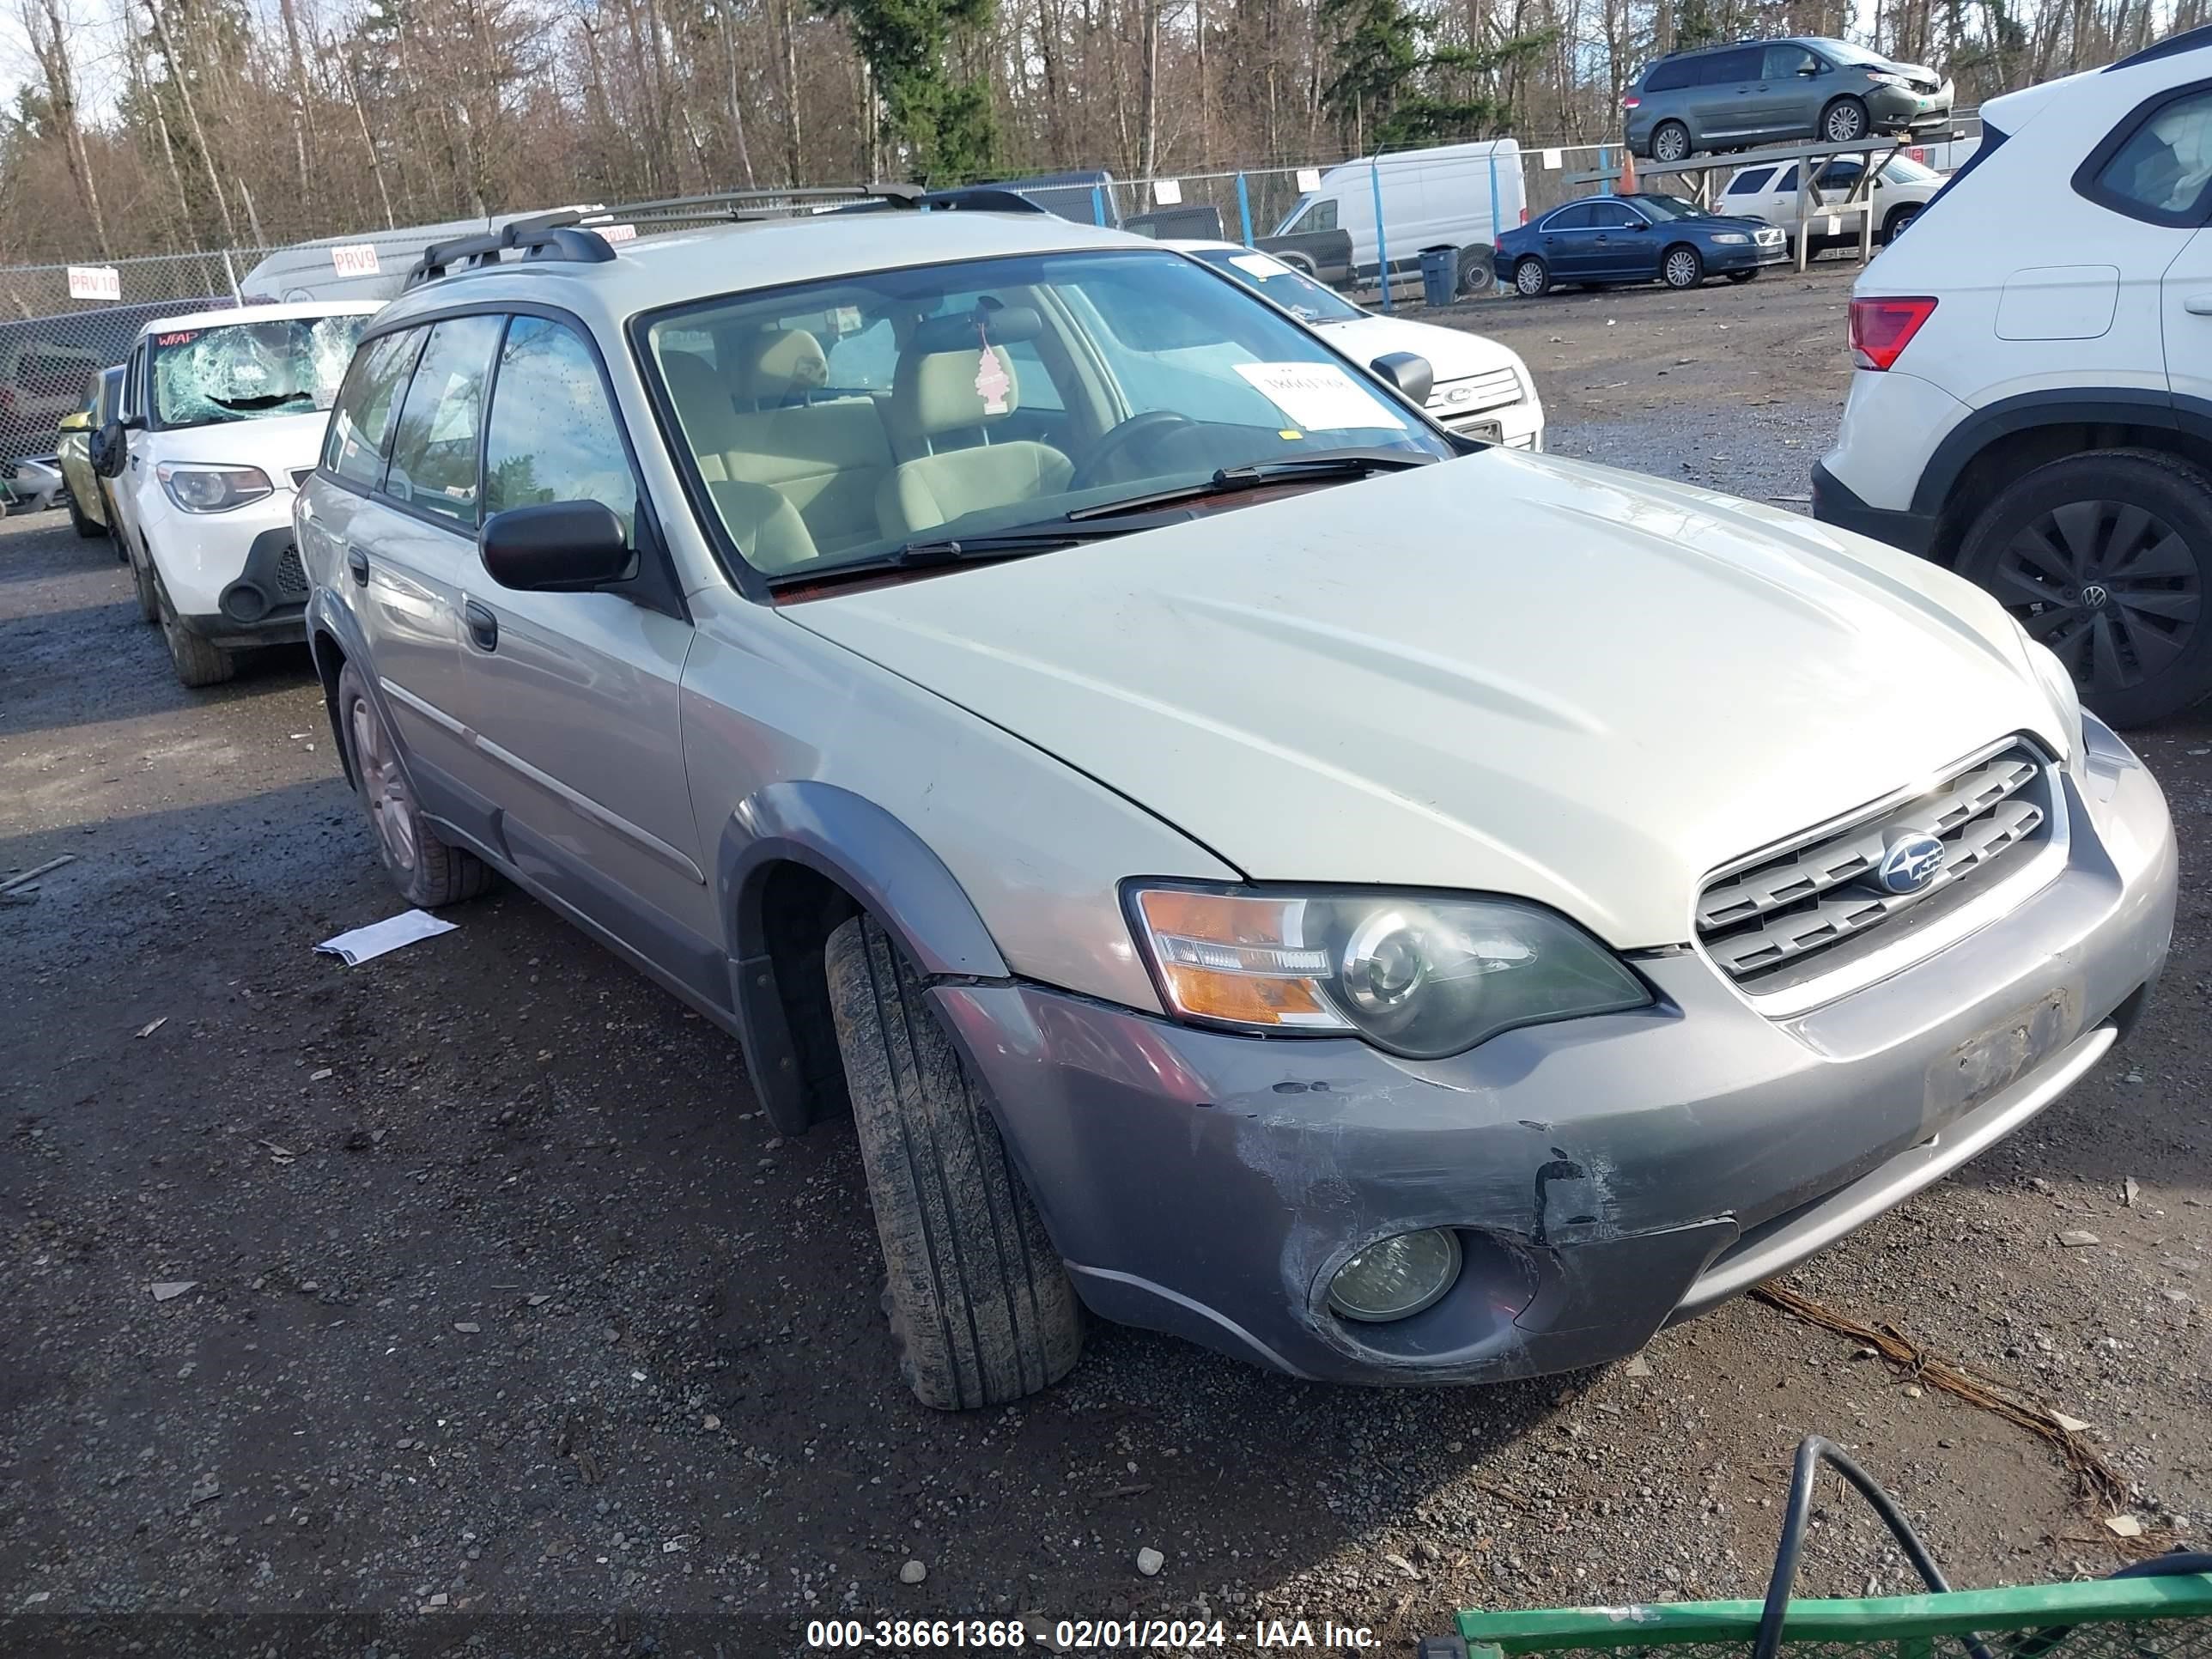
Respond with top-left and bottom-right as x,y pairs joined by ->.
718,781 -> 1007,1133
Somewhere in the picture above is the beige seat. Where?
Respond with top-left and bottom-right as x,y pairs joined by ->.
877,344 -> 1073,539
659,332 -> 896,558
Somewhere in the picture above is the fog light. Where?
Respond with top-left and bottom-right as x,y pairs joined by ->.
1327,1229 -> 1462,1322
221,580 -> 268,623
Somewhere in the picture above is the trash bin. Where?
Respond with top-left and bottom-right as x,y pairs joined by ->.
1418,246 -> 1457,307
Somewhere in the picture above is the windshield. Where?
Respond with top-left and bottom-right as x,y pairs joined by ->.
644,247 -> 1453,580
1633,194 -> 1706,221
1809,37 -> 1893,66
150,315 -> 368,430
1882,155 -> 1940,184
1184,246 -> 1364,324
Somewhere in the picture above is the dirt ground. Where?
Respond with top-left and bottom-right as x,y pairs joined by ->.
3,264 -> 2206,1658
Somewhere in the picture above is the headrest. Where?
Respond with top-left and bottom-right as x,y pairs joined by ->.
735,328 -> 829,404
894,344 -> 1021,439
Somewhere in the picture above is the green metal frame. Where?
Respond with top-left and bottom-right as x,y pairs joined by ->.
1456,1573 -> 2212,1654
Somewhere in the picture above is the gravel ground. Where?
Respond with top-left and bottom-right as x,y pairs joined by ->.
3,264 -> 2207,1658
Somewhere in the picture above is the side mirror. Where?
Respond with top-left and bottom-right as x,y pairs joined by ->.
1797,64 -> 1819,76
89,420 -> 126,478
58,410 -> 89,434
480,500 -> 633,592
1369,351 -> 1434,407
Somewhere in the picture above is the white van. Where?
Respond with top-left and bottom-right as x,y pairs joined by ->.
238,207 -> 610,303
1272,140 -> 1528,295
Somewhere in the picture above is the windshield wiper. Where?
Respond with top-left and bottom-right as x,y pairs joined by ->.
1064,447 -> 1438,521
766,523 -> 1140,586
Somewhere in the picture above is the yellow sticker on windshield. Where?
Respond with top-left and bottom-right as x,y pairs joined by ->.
1279,429 -> 1303,440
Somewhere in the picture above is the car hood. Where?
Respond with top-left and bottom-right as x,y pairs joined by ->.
787,452 -> 2063,949
1314,314 -> 1528,386
144,410 -> 331,474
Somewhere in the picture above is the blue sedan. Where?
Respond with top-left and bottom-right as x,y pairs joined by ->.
1498,192 -> 1790,295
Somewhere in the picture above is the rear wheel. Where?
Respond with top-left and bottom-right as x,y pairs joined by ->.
336,659 -> 492,905
1662,244 -> 1705,289
1512,256 -> 1551,297
825,912 -> 1084,1410
1651,120 -> 1692,163
67,488 -> 102,538
1956,448 -> 2212,726
1455,245 -> 1495,295
1822,96 -> 1870,143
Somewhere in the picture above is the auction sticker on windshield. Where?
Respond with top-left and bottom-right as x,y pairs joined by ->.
1233,362 -> 1406,433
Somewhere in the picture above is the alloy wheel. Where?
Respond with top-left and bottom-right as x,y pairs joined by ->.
1825,101 -> 1867,142
1515,260 -> 1545,295
1664,249 -> 1699,288
1654,125 -> 1689,162
349,698 -> 420,874
1995,498 -> 2203,696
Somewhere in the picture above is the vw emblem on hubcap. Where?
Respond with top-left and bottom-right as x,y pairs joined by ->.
1871,830 -> 1946,896
2079,582 -> 2112,609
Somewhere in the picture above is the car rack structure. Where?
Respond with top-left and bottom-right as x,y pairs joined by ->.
1565,128 -> 1964,271
403,184 -> 1050,289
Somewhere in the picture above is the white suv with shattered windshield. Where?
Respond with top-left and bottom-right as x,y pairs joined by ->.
92,301 -> 382,686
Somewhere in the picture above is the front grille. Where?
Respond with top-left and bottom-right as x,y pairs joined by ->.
1427,367 -> 1522,418
1697,743 -> 2056,990
274,544 -> 309,598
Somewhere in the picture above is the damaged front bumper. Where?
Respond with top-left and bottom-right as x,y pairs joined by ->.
930,718 -> 2175,1385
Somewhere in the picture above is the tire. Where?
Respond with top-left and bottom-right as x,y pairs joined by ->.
1455,245 -> 1495,296
1822,96 -> 1870,143
1662,244 -> 1705,289
67,488 -> 103,539
336,659 -> 493,905
129,539 -> 159,623
1512,256 -> 1551,297
1955,448 -> 2212,727
1883,204 -> 1921,243
1726,269 -> 1759,283
1651,120 -> 1692,163
824,912 -> 1083,1411
161,609 -> 234,688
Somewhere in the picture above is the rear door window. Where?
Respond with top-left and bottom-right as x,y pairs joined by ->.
382,315 -> 503,527
325,327 -> 425,490
1544,203 -> 1597,230
1644,58 -> 1695,93
1728,167 -> 1778,195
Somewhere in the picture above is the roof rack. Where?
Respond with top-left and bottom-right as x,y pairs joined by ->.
403,183 -> 1050,289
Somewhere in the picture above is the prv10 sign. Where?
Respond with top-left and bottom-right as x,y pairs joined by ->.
67,265 -> 122,301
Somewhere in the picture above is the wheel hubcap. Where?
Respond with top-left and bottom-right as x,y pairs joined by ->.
1517,264 -> 1540,293
350,699 -> 418,872
1828,107 -> 1861,140
1668,252 -> 1695,284
1657,129 -> 1686,160
1996,498 -> 2202,694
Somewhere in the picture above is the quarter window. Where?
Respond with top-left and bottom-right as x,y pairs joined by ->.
1643,58 -> 1695,93
1705,47 -> 1762,82
483,316 -> 639,544
2086,85 -> 2212,222
384,315 -> 503,526
324,327 -> 423,489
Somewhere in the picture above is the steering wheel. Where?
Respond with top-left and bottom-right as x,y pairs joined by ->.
1070,410 -> 1197,491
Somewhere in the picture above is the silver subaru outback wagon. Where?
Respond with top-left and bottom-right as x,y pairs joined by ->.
300,191 -> 2173,1410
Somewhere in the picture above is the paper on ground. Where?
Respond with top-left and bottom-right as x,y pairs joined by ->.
1233,362 -> 1406,433
316,908 -> 457,966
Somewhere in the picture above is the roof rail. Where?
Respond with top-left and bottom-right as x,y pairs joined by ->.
403,181 -> 1054,289
2105,21 -> 2212,70
405,212 -> 613,289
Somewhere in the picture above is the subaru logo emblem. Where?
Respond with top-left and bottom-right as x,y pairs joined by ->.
1873,830 -> 1946,896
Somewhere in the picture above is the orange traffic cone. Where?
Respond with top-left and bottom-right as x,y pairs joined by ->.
1620,149 -> 1638,193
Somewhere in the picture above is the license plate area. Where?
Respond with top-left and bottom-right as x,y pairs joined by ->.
1925,988 -> 2076,1121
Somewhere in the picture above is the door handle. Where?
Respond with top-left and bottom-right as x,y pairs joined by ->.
464,599 -> 499,653
346,547 -> 369,585
2185,295 -> 2212,316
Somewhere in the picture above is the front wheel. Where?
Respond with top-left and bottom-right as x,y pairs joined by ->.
1726,269 -> 1759,284
1662,244 -> 1705,289
1956,448 -> 2212,726
1513,256 -> 1551,297
1651,120 -> 1692,163
1822,96 -> 1870,143
826,912 -> 1084,1410
152,567 -> 234,688
129,538 -> 159,623
1883,204 -> 1921,243
336,659 -> 492,905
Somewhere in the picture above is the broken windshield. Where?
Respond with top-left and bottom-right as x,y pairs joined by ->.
151,316 -> 369,430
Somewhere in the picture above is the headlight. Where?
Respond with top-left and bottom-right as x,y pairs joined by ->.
1127,884 -> 1651,1059
1866,70 -> 1908,87
1711,233 -> 1749,245
157,462 -> 273,514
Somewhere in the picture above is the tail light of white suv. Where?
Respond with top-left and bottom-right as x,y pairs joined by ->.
1849,295 -> 1938,370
